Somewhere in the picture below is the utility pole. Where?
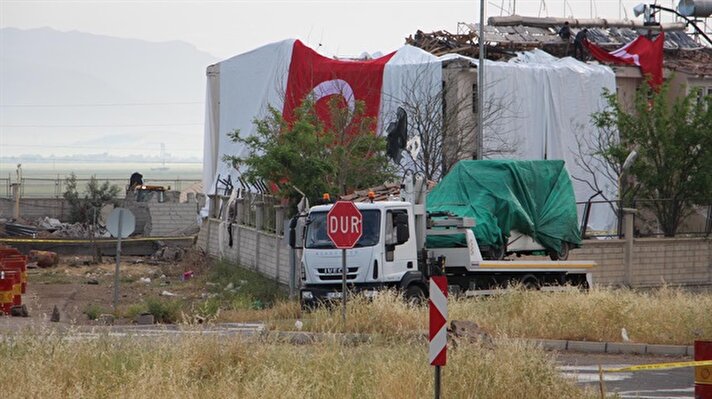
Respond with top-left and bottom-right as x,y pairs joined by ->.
477,0 -> 486,159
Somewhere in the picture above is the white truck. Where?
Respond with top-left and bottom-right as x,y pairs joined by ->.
295,175 -> 594,307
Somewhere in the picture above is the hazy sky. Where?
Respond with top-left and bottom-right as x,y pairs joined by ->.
0,0 -> 671,166
1,0 -> 667,60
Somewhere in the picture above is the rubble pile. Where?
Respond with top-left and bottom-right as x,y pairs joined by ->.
405,30 -> 480,57
35,217 -> 110,238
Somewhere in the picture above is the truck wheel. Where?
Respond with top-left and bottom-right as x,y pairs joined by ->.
520,274 -> 540,290
549,242 -> 569,261
404,285 -> 425,305
488,244 -> 506,260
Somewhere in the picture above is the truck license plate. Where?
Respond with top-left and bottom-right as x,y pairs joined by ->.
326,292 -> 343,299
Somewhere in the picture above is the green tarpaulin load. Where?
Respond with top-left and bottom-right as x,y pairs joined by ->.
426,160 -> 581,253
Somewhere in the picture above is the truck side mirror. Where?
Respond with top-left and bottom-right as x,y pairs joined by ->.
395,213 -> 409,245
288,217 -> 297,248
288,216 -> 305,249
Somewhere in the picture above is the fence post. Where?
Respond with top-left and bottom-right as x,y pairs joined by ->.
623,208 -> 637,287
234,198 -> 244,225
11,183 -> 21,219
274,205 -> 285,235
255,201 -> 265,231
274,205 -> 285,284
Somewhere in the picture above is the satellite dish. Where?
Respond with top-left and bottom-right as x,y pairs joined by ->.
386,107 -> 408,163
106,208 -> 136,238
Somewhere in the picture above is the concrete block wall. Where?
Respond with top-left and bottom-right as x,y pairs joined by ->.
145,202 -> 199,236
199,219 -> 711,289
197,219 -> 292,286
0,198 -> 70,221
570,240 -> 626,285
570,237 -> 712,287
632,238 -> 711,286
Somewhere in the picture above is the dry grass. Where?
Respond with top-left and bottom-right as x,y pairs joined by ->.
258,287 -> 712,345
453,286 -> 712,345
0,331 -> 594,399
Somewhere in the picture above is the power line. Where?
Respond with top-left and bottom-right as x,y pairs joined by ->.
1,123 -> 202,128
0,101 -> 202,108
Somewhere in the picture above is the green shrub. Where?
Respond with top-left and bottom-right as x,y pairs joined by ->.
84,303 -> 107,320
145,298 -> 183,324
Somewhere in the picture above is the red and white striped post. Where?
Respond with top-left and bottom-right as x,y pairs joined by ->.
429,276 -> 448,399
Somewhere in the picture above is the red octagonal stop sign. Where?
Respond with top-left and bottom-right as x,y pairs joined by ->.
327,201 -> 363,249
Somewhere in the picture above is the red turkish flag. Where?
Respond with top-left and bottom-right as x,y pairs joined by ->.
282,40 -> 395,128
585,32 -> 665,89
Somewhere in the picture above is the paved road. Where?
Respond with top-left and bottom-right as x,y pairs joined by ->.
557,352 -> 695,399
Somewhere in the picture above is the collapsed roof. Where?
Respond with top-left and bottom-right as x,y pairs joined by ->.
405,16 -> 712,75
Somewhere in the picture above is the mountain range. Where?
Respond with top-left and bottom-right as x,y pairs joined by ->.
0,27 -> 218,161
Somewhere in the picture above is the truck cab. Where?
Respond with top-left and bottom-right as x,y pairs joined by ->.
300,201 -> 425,306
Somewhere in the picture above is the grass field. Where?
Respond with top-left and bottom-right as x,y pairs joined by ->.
257,286 -> 712,346
0,333 -> 596,399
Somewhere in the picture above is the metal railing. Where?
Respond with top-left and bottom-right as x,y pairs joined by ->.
7,176 -> 201,199
577,198 -> 712,238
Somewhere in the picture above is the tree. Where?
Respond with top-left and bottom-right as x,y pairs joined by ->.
63,173 -> 121,224
589,82 -> 712,236
223,98 -> 395,207
389,61 -> 519,182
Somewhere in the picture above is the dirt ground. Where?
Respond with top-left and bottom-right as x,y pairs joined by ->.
4,249 -> 212,326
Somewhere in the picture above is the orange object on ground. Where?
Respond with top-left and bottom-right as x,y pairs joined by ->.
0,277 -> 14,315
697,340 -> 712,399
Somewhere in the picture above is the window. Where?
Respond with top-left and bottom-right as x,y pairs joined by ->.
305,210 -> 381,249
385,209 -> 409,245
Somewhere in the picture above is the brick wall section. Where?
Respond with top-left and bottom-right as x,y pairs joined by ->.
198,219 -> 292,286
570,237 -> 712,287
200,219 -> 712,288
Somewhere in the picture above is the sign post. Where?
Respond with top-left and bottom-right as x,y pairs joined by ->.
429,275 -> 448,399
106,208 -> 135,312
326,201 -> 363,323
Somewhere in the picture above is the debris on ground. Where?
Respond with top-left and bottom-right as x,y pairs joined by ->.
160,290 -> 178,297
29,250 -> 59,268
97,314 -> 115,325
136,313 -> 155,325
449,319 -> 495,348
153,246 -> 186,262
50,305 -> 60,322
4,222 -> 38,237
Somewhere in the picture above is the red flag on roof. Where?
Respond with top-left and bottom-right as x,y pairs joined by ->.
584,32 -> 665,89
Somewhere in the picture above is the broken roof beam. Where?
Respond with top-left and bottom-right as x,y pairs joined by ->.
487,15 -> 686,31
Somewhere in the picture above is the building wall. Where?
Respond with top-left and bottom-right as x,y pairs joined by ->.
442,61 -> 478,167
200,217 -> 712,289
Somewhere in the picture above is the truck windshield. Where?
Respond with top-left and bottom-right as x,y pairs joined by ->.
305,210 -> 381,249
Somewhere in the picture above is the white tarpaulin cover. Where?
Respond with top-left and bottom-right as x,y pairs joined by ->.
202,39 -> 441,205
439,50 -> 618,231
203,41 -> 616,230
